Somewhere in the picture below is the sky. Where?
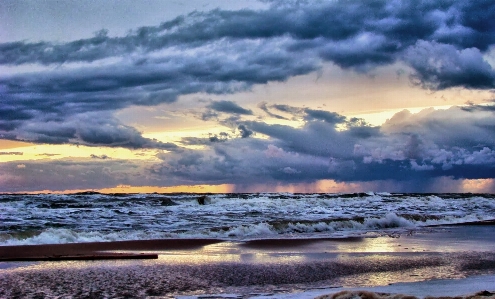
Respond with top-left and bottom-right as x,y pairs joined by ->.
0,0 -> 495,193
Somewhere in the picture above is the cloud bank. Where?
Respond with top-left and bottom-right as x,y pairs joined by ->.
1,0 -> 495,192
152,105 -> 495,187
1,0 -> 495,149
2,105 -> 495,192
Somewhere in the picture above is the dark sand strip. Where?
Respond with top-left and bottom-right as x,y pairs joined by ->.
0,253 -> 158,262
0,238 -> 223,260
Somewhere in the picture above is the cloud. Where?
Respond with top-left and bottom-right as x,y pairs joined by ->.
272,104 -> 303,115
405,40 -> 495,89
380,107 -> 495,149
153,138 -> 330,185
0,111 -> 178,150
240,108 -> 380,159
90,154 -> 110,160
1,105 -> 493,192
208,100 -> 253,115
258,104 -> 350,124
237,125 -> 253,138
209,132 -> 230,142
149,105 -> 495,188
1,0 -> 495,150
280,166 -> 301,174
0,157 -> 154,192
0,37 -> 316,147
4,1 -> 492,65
461,100 -> 495,112
0,151 -> 23,155
303,109 -> 346,124
201,110 -> 219,121
37,153 -> 60,157
181,132 -> 231,145
258,102 -> 288,120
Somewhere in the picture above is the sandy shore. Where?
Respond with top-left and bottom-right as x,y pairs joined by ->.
0,238 -> 222,261
1,249 -> 494,298
1,226 -> 495,298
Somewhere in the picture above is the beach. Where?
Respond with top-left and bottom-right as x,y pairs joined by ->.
1,225 -> 494,298
3,0 -> 495,296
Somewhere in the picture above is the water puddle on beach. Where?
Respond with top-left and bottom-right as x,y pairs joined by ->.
333,264 -> 465,287
152,241 -> 332,265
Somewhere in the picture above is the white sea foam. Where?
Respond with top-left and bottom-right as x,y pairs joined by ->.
364,213 -> 415,229
223,222 -> 276,238
1,213 -> 479,245
1,193 -> 494,245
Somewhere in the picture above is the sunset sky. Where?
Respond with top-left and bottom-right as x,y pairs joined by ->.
1,0 -> 494,193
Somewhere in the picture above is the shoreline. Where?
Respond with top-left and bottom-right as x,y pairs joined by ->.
1,225 -> 495,298
175,276 -> 495,299
2,223 -> 495,261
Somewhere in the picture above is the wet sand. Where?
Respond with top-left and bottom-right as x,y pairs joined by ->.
1,225 -> 495,298
0,238 -> 222,261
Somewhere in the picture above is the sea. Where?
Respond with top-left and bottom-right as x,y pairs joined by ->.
1,192 -> 494,246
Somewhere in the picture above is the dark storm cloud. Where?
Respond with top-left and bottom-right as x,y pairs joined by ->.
0,37 -> 317,147
1,111 -> 178,150
1,105 -> 493,192
208,100 -> 253,115
3,1 -> 493,65
0,107 -> 33,121
153,138 -> 330,185
237,125 -> 253,138
405,41 -> 495,89
3,1 -> 493,63
241,108 -> 380,158
152,105 -> 495,188
1,0 -> 495,149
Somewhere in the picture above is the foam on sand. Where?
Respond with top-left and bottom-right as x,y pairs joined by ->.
315,290 -> 495,299
242,275 -> 495,299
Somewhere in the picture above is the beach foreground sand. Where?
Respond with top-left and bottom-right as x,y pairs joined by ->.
1,226 -> 495,298
1,249 -> 494,298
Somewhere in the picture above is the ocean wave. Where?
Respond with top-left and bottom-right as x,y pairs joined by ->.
1,193 -> 494,245
4,212 -> 493,245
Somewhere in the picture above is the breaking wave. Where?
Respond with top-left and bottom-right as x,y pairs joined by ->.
1,192 -> 494,245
